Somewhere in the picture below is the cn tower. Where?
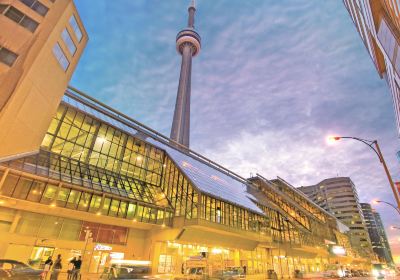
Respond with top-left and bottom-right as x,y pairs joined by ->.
170,0 -> 201,148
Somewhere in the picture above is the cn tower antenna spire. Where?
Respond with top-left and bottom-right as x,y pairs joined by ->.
170,1 -> 201,148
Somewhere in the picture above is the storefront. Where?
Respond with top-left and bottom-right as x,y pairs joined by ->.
151,240 -> 334,279
88,244 -> 125,273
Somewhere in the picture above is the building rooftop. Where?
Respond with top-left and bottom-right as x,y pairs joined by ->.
63,86 -> 264,214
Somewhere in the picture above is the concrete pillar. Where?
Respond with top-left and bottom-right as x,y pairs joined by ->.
9,210 -> 22,233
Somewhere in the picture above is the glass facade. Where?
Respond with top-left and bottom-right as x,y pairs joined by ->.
199,195 -> 268,233
0,89 -> 365,279
0,207 -> 127,245
0,170 -> 173,226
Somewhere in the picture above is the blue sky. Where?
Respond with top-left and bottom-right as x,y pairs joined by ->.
72,1 -> 400,255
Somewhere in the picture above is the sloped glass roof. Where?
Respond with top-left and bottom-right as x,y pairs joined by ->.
62,90 -> 263,215
2,149 -> 171,209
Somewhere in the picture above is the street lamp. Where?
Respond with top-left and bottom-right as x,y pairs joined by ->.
390,226 -> 400,230
372,199 -> 400,216
327,136 -> 400,211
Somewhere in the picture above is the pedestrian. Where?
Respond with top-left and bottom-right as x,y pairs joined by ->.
67,257 -> 76,280
72,256 -> 82,280
43,256 -> 53,280
50,254 -> 62,280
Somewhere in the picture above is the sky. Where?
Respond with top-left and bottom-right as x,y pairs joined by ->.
71,0 -> 400,259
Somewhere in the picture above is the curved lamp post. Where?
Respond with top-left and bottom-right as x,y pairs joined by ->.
327,136 -> 400,210
372,200 -> 400,216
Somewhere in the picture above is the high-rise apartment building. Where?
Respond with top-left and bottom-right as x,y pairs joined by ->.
343,0 -> 400,135
0,0 -> 88,161
361,203 -> 394,265
299,177 -> 374,258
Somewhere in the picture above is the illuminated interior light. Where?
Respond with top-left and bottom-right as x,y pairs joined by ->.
96,137 -> 107,144
211,248 -> 222,254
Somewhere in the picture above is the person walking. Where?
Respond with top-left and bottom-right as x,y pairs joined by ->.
43,256 -> 53,280
67,257 -> 76,280
72,256 -> 82,280
50,254 -> 62,280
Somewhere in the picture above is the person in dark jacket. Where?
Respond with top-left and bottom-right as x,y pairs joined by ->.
72,256 -> 82,280
50,254 -> 62,280
67,257 -> 76,280
43,256 -> 53,279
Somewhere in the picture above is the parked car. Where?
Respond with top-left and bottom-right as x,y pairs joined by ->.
100,261 -> 157,280
322,269 -> 341,278
208,268 -> 245,280
0,259 -> 44,279
343,270 -> 352,278
350,269 -> 360,277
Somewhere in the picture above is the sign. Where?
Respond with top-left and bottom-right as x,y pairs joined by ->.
331,246 -> 346,256
94,244 -> 112,251
110,252 -> 124,259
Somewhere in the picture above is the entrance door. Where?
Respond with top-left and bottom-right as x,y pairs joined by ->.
29,247 -> 55,269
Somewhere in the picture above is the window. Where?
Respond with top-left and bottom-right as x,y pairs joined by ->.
0,4 -> 7,13
61,28 -> 76,55
19,0 -> 48,16
69,15 -> 82,42
52,43 -> 69,71
40,184 -> 58,204
4,7 -> 39,32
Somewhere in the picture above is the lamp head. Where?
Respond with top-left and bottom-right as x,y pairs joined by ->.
326,136 -> 341,145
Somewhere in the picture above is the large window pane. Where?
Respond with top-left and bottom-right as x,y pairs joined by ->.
109,200 -> 120,217
113,227 -> 127,245
40,184 -> 58,204
80,222 -> 99,241
69,15 -> 83,41
89,195 -> 102,213
15,212 -> 43,236
118,201 -> 127,218
126,203 -> 136,219
20,16 -> 39,32
59,218 -> 81,240
61,28 -> 76,55
12,177 -> 33,199
56,187 -> 70,207
31,1 -> 48,16
27,181 -> 46,202
0,47 -> 18,66
101,198 -> 111,215
38,216 -> 62,238
0,175 -> 19,197
52,43 -> 69,71
4,6 -> 24,23
97,225 -> 114,244
66,190 -> 81,209
19,0 -> 48,16
77,193 -> 91,211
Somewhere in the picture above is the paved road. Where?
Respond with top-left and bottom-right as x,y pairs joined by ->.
322,278 -> 400,280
